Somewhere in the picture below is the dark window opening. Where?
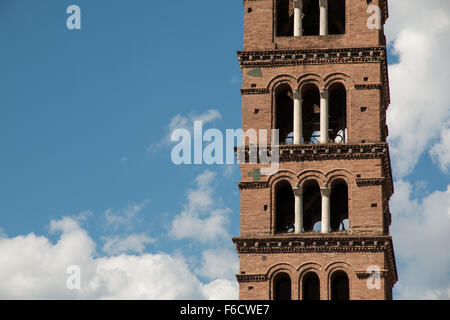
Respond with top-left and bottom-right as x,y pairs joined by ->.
302,84 -> 321,144
331,271 -> 350,300
328,0 -> 346,35
276,0 -> 293,36
302,180 -> 322,232
302,0 -> 320,36
330,180 -> 349,232
275,181 -> 295,233
302,272 -> 320,300
274,273 -> 292,300
275,84 -> 294,144
328,83 -> 347,143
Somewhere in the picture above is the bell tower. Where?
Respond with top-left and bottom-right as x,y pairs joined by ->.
233,0 -> 397,300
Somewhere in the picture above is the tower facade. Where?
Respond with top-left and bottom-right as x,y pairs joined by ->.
233,0 -> 397,300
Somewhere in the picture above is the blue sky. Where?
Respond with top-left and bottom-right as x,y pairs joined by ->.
0,0 -> 449,299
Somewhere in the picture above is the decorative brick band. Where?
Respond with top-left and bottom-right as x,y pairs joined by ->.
233,235 -> 398,284
238,182 -> 269,190
356,178 -> 385,187
356,271 -> 388,280
235,143 -> 394,199
236,274 -> 268,283
237,47 -> 386,68
355,84 -> 383,90
241,88 -> 270,95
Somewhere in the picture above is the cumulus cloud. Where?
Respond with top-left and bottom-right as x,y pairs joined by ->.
429,123 -> 450,173
390,180 -> 450,300
0,217 -> 237,300
148,109 -> 222,152
196,249 -> 239,281
169,170 -> 231,242
202,279 -> 239,300
102,234 -> 156,255
385,0 -> 450,177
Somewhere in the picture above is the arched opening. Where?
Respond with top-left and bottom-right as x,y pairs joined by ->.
331,271 -> 350,300
328,0 -> 346,35
302,180 -> 321,232
274,273 -> 292,300
302,272 -> 320,300
330,179 -> 349,232
302,0 -> 320,36
275,84 -> 294,144
276,0 -> 293,37
275,181 -> 295,233
328,83 -> 347,143
301,84 -> 321,144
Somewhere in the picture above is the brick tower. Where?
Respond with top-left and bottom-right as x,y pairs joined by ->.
233,0 -> 397,300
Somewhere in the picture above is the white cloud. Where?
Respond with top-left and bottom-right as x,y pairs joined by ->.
0,217 -> 238,300
202,279 -> 239,300
430,123 -> 450,173
169,170 -> 231,242
385,0 -> 450,177
102,234 -> 156,255
196,249 -> 239,281
148,109 -> 222,152
390,180 -> 450,299
104,201 -> 148,231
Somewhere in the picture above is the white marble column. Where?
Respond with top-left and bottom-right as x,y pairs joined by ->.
320,89 -> 329,144
293,187 -> 303,234
319,0 -> 328,36
320,187 -> 331,233
293,90 -> 303,145
293,0 -> 303,37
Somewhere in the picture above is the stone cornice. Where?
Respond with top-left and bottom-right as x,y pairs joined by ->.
238,182 -> 269,190
356,270 -> 388,280
233,235 -> 398,284
241,88 -> 270,95
236,274 -> 268,283
237,47 -> 387,68
236,143 -> 394,198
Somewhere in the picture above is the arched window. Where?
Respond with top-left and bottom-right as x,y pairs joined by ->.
274,273 -> 292,300
301,84 -> 321,144
331,271 -> 350,300
276,0 -> 293,36
328,83 -> 347,143
275,84 -> 294,144
302,272 -> 320,300
275,181 -> 295,233
328,0 -> 346,35
302,180 -> 321,232
330,179 -> 349,232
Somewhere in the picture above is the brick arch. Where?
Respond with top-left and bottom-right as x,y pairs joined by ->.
297,170 -> 327,189
267,74 -> 297,93
298,73 -> 325,92
324,73 -> 355,91
267,263 -> 296,300
325,169 -> 356,188
325,262 -> 355,300
268,170 -> 298,188
297,262 -> 323,300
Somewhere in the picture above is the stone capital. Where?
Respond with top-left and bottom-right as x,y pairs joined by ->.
293,0 -> 302,9
320,89 -> 329,99
320,187 -> 331,197
293,90 -> 302,100
319,0 -> 328,9
293,186 -> 304,196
